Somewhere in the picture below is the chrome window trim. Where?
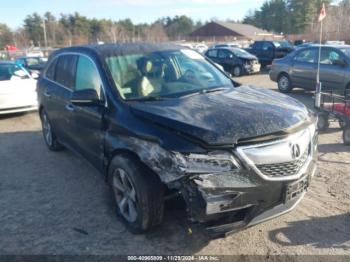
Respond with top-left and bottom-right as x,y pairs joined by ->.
43,52 -> 108,107
235,127 -> 314,182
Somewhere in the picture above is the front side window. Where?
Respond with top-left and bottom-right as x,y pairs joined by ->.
54,55 -> 78,89
340,48 -> 350,59
262,42 -> 273,50
105,49 -> 234,100
0,64 -> 30,81
75,56 -> 102,97
294,49 -> 316,63
320,49 -> 341,65
218,49 -> 229,59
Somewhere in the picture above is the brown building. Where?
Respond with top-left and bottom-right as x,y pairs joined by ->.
189,21 -> 280,42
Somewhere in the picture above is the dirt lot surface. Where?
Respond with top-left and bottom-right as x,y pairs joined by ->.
0,73 -> 349,257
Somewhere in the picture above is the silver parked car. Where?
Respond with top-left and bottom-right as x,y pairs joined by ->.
270,45 -> 350,93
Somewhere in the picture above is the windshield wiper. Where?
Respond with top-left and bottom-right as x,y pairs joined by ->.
127,95 -> 166,102
182,87 -> 230,98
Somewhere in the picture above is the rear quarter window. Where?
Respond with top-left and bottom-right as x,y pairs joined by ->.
45,58 -> 58,80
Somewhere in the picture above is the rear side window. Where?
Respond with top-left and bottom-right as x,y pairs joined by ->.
75,56 -> 102,97
207,50 -> 218,58
253,42 -> 263,49
45,58 -> 58,80
294,49 -> 316,63
54,55 -> 78,89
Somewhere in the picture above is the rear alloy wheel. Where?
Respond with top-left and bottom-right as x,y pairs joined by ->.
232,66 -> 242,77
40,110 -> 64,151
108,154 -> 164,233
343,127 -> 350,145
277,74 -> 293,93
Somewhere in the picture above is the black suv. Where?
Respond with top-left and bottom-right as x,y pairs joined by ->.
245,41 -> 295,66
205,47 -> 260,77
37,43 -> 318,236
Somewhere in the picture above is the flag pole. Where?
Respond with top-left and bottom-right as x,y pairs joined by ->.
315,3 -> 325,108
317,19 -> 323,84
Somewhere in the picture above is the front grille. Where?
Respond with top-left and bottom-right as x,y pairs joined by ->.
256,147 -> 309,178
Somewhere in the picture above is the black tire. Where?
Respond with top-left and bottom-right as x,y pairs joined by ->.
40,109 -> 64,151
343,127 -> 350,146
108,154 -> 164,233
232,65 -> 242,77
339,119 -> 346,129
317,114 -> 329,131
277,73 -> 293,93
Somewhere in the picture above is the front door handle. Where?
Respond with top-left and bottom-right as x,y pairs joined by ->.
44,91 -> 51,98
65,104 -> 75,112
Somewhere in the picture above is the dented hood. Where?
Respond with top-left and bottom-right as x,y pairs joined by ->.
129,85 -> 309,146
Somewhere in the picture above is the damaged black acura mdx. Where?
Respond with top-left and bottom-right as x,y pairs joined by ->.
37,43 -> 318,236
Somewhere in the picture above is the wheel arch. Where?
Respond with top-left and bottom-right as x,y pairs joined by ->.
104,137 -> 185,185
277,71 -> 290,80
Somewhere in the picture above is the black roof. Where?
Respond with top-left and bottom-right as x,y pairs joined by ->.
54,43 -> 184,58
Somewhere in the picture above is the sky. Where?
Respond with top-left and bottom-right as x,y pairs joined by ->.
0,0 -> 265,29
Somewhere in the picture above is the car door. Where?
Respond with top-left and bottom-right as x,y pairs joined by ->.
69,54 -> 106,169
217,49 -> 237,71
318,47 -> 347,91
261,42 -> 274,64
290,48 -> 318,89
46,54 -> 78,146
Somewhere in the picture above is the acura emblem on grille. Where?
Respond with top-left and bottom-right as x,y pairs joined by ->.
291,144 -> 301,159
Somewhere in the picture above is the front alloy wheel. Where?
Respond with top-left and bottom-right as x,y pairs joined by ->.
112,168 -> 138,223
278,74 -> 293,93
108,155 -> 164,233
232,66 -> 242,77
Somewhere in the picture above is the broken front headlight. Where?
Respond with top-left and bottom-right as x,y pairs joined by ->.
174,151 -> 240,174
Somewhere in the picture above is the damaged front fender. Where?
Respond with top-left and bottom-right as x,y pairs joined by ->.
105,134 -> 188,184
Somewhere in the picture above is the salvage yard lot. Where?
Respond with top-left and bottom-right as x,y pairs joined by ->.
0,73 -> 349,256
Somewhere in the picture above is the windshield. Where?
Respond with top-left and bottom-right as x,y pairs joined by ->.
230,48 -> 251,57
0,64 -> 30,81
273,41 -> 293,48
105,49 -> 234,100
340,48 -> 350,59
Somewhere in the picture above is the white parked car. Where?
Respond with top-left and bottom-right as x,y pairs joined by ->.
0,61 -> 38,114
193,43 -> 208,54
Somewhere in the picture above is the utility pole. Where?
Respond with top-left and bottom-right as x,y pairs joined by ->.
42,19 -> 48,47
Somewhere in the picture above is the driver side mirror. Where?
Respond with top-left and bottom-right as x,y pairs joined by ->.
71,89 -> 103,106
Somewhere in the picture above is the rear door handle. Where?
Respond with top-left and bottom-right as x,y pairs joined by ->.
65,104 -> 75,112
44,91 -> 51,98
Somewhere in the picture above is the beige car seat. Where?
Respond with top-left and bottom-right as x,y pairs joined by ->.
137,59 -> 164,97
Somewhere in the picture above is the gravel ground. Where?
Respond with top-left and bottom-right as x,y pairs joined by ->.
0,73 -> 349,257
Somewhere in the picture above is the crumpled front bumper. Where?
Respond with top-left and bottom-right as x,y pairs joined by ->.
180,151 -> 317,238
